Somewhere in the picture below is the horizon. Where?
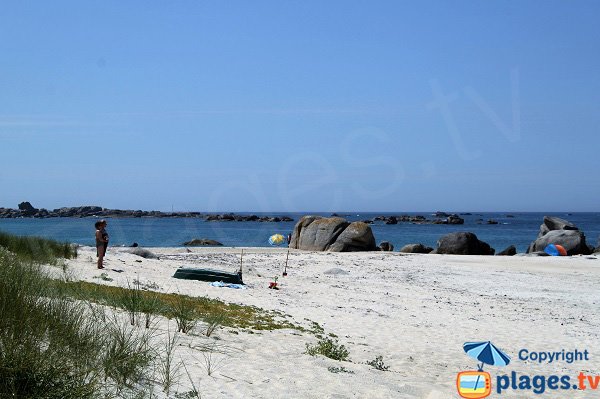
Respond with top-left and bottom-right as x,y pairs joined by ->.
1,1 -> 599,211
1,201 -> 597,214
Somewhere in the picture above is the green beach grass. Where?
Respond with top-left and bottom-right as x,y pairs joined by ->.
0,230 -> 76,263
57,280 -> 300,331
0,231 -> 301,398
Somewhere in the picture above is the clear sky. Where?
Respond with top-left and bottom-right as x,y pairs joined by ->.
1,1 -> 599,212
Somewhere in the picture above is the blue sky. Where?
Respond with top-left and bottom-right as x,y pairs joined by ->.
1,1 -> 599,212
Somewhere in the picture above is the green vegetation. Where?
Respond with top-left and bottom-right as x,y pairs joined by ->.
366,355 -> 390,371
305,337 -> 350,361
58,280 -> 300,331
0,247 -> 154,398
0,231 -> 301,397
0,230 -> 77,263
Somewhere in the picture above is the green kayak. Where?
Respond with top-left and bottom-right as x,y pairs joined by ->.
173,267 -> 244,284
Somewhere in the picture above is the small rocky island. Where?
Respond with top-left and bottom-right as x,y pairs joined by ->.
0,202 -> 293,222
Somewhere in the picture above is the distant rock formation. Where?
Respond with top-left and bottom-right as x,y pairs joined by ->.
205,213 -> 293,222
526,216 -> 591,255
290,216 -> 377,252
433,232 -> 495,255
372,214 -> 461,225
0,202 -> 293,222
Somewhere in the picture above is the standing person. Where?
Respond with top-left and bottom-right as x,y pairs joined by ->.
95,219 -> 109,269
286,233 -> 292,246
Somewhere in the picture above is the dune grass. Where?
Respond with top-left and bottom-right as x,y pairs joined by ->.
0,247 -> 155,399
57,280 -> 300,331
0,231 -> 302,397
0,230 -> 77,263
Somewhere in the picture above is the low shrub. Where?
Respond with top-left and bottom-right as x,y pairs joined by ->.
305,337 -> 350,361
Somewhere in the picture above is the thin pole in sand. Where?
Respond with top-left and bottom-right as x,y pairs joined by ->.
239,249 -> 244,274
283,248 -> 289,276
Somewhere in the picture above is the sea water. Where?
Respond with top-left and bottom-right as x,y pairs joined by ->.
1,212 -> 599,253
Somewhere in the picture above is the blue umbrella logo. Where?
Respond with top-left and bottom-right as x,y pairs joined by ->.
461,341 -> 510,396
463,341 -> 511,370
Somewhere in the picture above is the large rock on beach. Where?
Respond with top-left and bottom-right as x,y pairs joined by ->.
435,232 -> 495,255
290,216 -> 377,252
497,245 -> 517,256
183,238 -> 224,246
528,230 -> 591,256
526,216 -> 591,255
399,243 -> 434,254
538,216 -> 578,237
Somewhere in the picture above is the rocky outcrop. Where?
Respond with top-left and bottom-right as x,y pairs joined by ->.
372,214 -> 458,225
17,202 -> 37,217
0,203 -> 292,221
447,215 -> 465,225
399,243 -> 434,254
537,216 -> 577,238
497,245 -> 517,256
528,230 -> 591,256
183,239 -> 223,246
378,241 -> 394,251
384,216 -> 398,225
527,216 -> 591,255
434,232 -> 495,255
205,213 -> 293,222
290,216 -> 377,252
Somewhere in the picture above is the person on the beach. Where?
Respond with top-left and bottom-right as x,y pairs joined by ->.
95,219 -> 109,269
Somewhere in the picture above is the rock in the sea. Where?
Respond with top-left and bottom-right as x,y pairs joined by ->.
379,241 -> 394,251
487,219 -> 499,225
183,239 -> 224,246
127,248 -> 160,259
528,230 -> 591,255
447,215 -> 465,224
497,245 -> 517,256
290,216 -> 376,252
18,201 -> 36,212
435,232 -> 495,255
399,243 -> 434,254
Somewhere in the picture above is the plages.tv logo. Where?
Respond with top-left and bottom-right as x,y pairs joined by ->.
456,341 -> 511,399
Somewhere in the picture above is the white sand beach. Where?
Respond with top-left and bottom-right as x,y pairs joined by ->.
63,247 -> 600,398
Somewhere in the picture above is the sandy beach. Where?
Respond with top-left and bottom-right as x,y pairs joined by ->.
58,247 -> 600,398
